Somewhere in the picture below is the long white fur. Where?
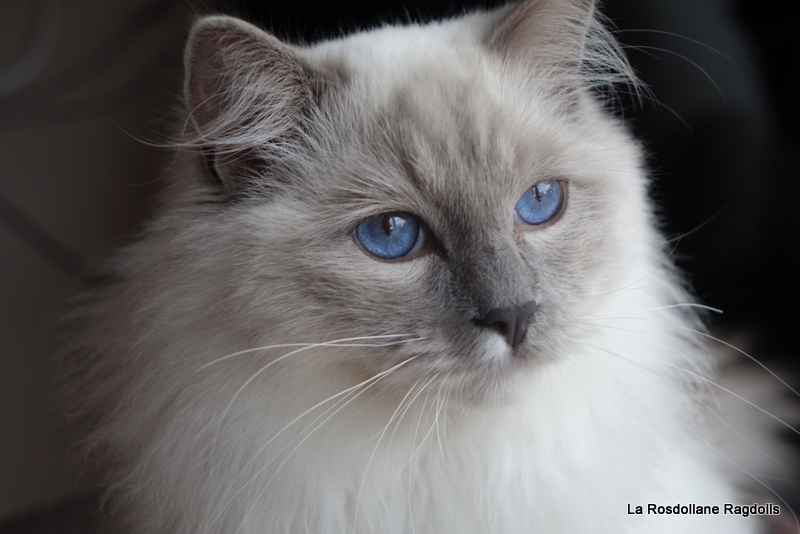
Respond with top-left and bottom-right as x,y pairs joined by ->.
61,2 -> 793,533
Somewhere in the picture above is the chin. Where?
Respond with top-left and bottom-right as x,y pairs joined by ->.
423,346 -> 541,409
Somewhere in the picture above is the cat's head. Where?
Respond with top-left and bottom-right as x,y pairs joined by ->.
161,0 -> 653,405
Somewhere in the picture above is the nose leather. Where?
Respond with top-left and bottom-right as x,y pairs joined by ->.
476,301 -> 538,348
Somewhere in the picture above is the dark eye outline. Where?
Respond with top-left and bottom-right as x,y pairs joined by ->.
353,211 -> 432,261
513,179 -> 567,229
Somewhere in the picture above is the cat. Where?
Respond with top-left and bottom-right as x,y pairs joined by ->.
62,0 -> 795,532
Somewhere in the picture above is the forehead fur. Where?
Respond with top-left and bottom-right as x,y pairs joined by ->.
304,10 -> 510,81
302,12 -> 628,162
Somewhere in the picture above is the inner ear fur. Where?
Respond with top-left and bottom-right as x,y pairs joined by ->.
184,16 -> 314,196
489,0 -> 597,100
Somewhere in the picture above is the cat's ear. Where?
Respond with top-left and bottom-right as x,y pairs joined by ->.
184,16 -> 313,196
489,0 -> 597,100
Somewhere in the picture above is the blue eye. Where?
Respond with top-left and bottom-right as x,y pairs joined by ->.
514,180 -> 564,226
356,212 -> 425,260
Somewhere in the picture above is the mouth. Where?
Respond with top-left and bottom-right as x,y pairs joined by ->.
351,324 -> 542,406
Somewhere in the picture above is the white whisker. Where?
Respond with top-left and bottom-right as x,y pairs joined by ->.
573,337 -> 799,533
216,336 -> 423,421
403,374 -> 442,469
204,354 -> 421,534
433,385 -> 445,459
198,334 -> 418,371
575,331 -> 799,437
581,302 -> 723,316
574,321 -> 721,410
353,377 -> 424,534
577,336 -> 790,466
647,391 -> 799,534
586,315 -> 800,398
388,374 -> 438,453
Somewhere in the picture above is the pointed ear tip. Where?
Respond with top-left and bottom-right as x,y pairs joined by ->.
184,15 -> 271,82
187,15 -> 259,48
184,16 -> 245,113
186,15 -> 283,63
189,14 -> 258,32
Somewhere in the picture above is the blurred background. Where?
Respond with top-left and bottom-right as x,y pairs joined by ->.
0,0 -> 797,527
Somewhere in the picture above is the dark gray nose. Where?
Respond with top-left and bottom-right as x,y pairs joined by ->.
476,301 -> 538,348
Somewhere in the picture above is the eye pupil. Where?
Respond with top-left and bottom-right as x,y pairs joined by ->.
514,179 -> 563,226
382,215 -> 392,236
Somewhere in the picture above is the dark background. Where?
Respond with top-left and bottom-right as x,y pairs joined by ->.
0,0 -> 797,522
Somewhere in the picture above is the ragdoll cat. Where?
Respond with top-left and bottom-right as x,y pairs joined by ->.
63,0 -> 791,532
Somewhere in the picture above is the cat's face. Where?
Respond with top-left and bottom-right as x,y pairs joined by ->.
177,0 -> 649,405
